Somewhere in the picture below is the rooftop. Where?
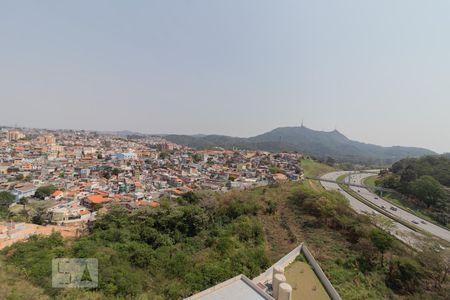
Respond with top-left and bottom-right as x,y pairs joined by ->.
185,275 -> 273,300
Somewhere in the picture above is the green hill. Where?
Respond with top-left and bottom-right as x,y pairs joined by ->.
165,126 -> 435,164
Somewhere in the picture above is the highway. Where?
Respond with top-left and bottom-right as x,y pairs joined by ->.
348,172 -> 450,243
320,171 -> 424,248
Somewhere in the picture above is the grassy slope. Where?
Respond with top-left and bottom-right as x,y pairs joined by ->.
0,257 -> 49,300
300,159 -> 336,192
301,159 -> 336,177
2,182 -> 447,300
241,183 -> 397,300
363,175 -> 377,189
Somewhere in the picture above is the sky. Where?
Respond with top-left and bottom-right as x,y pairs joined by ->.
1,1 -> 450,153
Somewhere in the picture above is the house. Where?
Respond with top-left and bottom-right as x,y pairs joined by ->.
12,183 -> 37,201
51,190 -> 64,200
0,163 -> 10,175
115,152 -> 137,160
138,200 -> 159,208
272,173 -> 288,182
83,194 -> 112,209
185,275 -> 274,300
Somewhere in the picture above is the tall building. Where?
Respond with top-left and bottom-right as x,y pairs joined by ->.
38,134 -> 56,145
7,130 -> 25,141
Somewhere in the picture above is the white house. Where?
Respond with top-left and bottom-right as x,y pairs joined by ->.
12,183 -> 37,201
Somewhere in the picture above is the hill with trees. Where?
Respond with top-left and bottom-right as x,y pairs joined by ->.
377,155 -> 450,226
165,126 -> 435,164
1,183 -> 449,299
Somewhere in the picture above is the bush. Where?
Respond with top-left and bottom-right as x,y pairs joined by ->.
35,186 -> 57,199
386,257 -> 422,293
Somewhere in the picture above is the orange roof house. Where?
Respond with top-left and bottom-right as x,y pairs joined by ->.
51,190 -> 64,199
86,194 -> 112,205
79,210 -> 90,216
137,200 -> 160,208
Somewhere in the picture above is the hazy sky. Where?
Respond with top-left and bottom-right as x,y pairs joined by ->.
1,1 -> 450,153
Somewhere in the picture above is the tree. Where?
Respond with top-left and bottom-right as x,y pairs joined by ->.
182,191 -> 200,204
35,185 -> 57,199
32,207 -> 47,225
228,175 -> 237,182
192,153 -> 202,163
19,197 -> 28,210
0,191 -> 15,218
0,191 -> 15,206
399,165 -> 417,192
409,176 -> 447,208
376,174 -> 400,189
325,156 -> 336,166
370,229 -> 394,266
355,238 -> 378,272
386,257 -> 422,293
159,152 -> 169,160
266,200 -> 277,215
417,248 -> 450,289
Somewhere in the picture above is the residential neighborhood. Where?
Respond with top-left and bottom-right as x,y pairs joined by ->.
0,127 -> 304,247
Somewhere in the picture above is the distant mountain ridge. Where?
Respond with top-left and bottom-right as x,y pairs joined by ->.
164,126 -> 436,164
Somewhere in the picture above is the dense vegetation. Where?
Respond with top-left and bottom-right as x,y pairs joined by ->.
377,155 -> 450,226
1,194 -> 270,299
1,183 -> 449,299
35,185 -> 58,199
391,156 -> 450,186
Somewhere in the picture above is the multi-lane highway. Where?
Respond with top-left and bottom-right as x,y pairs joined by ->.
348,172 -> 450,243
320,171 -> 424,248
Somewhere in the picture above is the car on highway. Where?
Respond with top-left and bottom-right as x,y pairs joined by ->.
374,197 -> 378,199
412,220 -> 419,224
390,206 -> 397,211
357,189 -> 361,192
421,220 -> 426,225
381,205 -> 386,210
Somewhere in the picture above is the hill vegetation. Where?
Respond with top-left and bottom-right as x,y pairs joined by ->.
0,191 -> 15,219
165,126 -> 435,164
300,159 -> 336,177
377,155 -> 450,227
1,183 -> 449,299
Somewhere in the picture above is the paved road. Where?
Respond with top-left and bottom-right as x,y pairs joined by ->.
349,172 -> 450,243
320,171 -> 424,248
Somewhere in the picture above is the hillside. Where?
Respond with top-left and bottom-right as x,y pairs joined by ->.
165,126 -> 435,164
377,155 -> 450,227
391,155 -> 450,187
1,184 -> 449,299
